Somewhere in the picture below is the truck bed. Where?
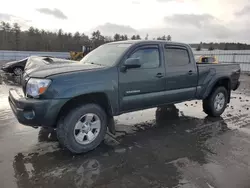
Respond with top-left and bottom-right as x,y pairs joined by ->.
196,63 -> 241,98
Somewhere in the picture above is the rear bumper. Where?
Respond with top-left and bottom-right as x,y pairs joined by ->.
8,88 -> 67,127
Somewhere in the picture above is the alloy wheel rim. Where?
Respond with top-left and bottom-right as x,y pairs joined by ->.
73,113 -> 101,145
214,92 -> 225,111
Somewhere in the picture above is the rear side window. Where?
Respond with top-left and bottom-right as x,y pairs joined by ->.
164,48 -> 190,66
129,48 -> 160,68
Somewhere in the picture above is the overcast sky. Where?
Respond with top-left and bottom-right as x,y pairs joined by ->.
0,0 -> 250,43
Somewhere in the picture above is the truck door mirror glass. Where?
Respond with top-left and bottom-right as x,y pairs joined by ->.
124,58 -> 141,69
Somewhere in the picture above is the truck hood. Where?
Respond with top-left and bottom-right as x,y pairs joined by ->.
4,58 -> 27,67
24,56 -> 104,77
5,60 -> 20,66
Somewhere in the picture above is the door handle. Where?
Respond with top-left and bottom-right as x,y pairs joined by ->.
155,73 -> 163,78
188,70 -> 193,75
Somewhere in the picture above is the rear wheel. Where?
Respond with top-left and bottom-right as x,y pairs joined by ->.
203,87 -> 228,117
57,104 -> 107,154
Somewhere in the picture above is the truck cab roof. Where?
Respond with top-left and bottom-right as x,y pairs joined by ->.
107,40 -> 191,48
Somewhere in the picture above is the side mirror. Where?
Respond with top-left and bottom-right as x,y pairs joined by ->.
124,58 -> 141,69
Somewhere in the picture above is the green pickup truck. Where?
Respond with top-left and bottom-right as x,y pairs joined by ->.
9,40 -> 241,154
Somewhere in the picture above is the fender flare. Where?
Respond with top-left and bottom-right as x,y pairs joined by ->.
203,76 -> 231,100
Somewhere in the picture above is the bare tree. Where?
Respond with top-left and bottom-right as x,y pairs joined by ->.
113,33 -> 120,41
131,35 -> 136,40
167,35 -> 171,41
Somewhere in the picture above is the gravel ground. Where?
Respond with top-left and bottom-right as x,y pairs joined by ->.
0,72 -> 250,188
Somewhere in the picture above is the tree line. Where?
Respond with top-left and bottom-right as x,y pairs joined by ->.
1,21 -> 249,52
0,21 -> 171,52
192,42 -> 250,51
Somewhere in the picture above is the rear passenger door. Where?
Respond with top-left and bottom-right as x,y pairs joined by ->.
164,45 -> 197,102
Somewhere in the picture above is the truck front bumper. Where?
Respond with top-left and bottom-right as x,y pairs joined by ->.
8,88 -> 67,127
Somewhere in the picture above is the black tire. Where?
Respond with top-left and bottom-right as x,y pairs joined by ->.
13,66 -> 23,76
203,87 -> 228,117
56,104 -> 107,154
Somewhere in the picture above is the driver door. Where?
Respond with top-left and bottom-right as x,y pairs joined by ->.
119,45 -> 166,112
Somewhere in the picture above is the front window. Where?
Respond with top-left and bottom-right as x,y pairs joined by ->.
80,43 -> 132,66
129,48 -> 160,68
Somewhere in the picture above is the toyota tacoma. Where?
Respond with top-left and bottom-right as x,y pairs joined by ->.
9,40 -> 241,154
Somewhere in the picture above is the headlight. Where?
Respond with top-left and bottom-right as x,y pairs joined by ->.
26,78 -> 51,98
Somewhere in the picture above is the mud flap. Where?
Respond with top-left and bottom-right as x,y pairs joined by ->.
228,89 -> 231,103
107,116 -> 116,135
228,82 -> 231,103
232,81 -> 240,91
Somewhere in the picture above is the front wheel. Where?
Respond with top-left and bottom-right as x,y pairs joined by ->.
13,67 -> 23,76
203,87 -> 228,117
57,104 -> 107,154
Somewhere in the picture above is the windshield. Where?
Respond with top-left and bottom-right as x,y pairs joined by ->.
80,43 -> 132,66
